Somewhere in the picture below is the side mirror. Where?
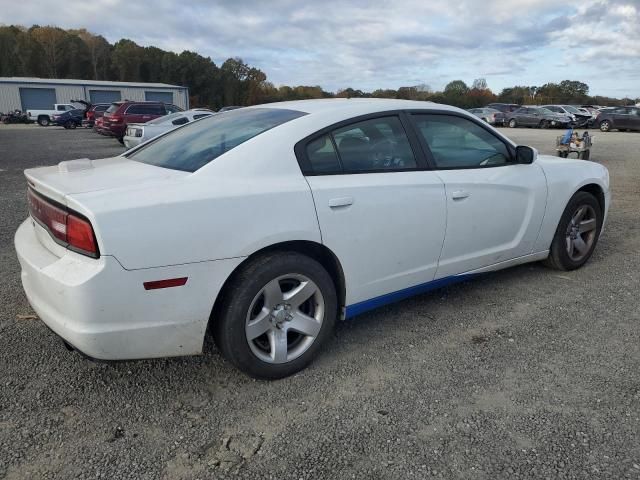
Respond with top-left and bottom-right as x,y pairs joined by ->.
515,145 -> 537,164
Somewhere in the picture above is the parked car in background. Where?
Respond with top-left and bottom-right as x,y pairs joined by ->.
1,109 -> 31,124
15,99 -> 610,379
123,109 -> 215,148
52,109 -> 85,129
595,106 -> 640,132
83,103 -> 110,128
101,101 -> 183,143
467,107 -> 505,126
28,103 -> 77,126
507,106 -> 572,128
486,103 -> 521,115
218,106 -> 242,112
543,105 -> 591,127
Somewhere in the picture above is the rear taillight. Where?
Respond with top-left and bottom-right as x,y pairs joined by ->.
109,115 -> 123,123
87,111 -> 95,120
27,188 -> 99,258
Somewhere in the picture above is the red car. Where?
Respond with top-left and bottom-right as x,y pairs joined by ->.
82,103 -> 110,128
101,101 -> 183,143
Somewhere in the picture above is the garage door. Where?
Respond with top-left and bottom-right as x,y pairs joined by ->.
145,91 -> 173,104
20,88 -> 57,111
89,90 -> 121,104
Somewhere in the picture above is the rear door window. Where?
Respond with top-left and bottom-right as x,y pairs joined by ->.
332,116 -> 417,173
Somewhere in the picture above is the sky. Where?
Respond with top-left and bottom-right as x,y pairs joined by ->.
1,0 -> 639,98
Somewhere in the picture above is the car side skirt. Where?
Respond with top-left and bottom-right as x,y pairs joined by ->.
344,251 -> 549,319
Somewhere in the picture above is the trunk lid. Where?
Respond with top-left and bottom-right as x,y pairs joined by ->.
25,156 -> 189,205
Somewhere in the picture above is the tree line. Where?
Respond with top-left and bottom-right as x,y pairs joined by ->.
0,25 -> 636,110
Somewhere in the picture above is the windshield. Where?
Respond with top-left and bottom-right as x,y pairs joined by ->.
126,107 -> 306,172
563,105 -> 580,113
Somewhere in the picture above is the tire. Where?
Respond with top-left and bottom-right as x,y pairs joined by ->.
581,150 -> 590,160
117,136 -> 124,145
213,252 -> 338,379
543,191 -> 602,271
37,116 -> 50,127
539,120 -> 549,129
508,119 -> 517,128
599,120 -> 611,132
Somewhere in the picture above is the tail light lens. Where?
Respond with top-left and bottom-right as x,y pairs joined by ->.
109,115 -> 123,123
27,188 -> 99,258
87,111 -> 95,120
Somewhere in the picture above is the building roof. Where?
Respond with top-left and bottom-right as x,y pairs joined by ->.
0,77 -> 187,89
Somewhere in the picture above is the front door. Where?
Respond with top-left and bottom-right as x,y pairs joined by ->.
299,115 -> 447,308
409,113 -> 547,278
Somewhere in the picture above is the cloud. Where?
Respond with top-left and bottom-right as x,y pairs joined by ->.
0,0 -> 638,97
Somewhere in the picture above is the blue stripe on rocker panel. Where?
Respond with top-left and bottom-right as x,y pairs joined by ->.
344,274 -> 476,319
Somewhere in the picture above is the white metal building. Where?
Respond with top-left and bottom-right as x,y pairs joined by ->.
0,77 -> 189,112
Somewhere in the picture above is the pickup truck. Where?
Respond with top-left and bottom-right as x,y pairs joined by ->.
28,104 -> 78,126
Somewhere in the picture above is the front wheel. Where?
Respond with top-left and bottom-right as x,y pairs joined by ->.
508,119 -> 517,128
544,191 -> 602,271
213,252 -> 338,379
599,120 -> 611,132
539,120 -> 550,129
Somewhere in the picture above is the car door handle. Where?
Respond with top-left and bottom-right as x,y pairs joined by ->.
328,196 -> 354,208
451,190 -> 470,200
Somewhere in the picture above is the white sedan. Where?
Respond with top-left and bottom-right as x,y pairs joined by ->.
122,109 -> 215,149
15,99 -> 610,379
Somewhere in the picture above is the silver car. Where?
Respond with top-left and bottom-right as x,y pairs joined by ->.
467,107 -> 506,126
123,109 -> 215,149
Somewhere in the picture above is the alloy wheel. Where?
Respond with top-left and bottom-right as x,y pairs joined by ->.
565,205 -> 597,261
245,274 -> 324,364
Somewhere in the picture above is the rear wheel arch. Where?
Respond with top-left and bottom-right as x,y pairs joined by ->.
207,240 -> 346,335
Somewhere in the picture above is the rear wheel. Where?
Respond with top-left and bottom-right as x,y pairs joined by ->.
544,191 -> 602,271
213,252 -> 338,379
508,119 -> 517,128
37,116 -> 50,127
65,121 -> 76,129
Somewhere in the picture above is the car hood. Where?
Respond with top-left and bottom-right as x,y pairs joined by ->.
24,156 -> 189,205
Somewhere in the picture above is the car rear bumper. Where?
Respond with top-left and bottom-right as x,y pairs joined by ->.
15,218 -> 243,360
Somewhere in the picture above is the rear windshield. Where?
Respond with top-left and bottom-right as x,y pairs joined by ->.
106,103 -> 121,113
126,108 -> 306,172
146,112 -> 183,125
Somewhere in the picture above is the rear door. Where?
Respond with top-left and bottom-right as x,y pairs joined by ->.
409,113 -> 547,278
124,103 -> 165,125
297,114 -> 447,310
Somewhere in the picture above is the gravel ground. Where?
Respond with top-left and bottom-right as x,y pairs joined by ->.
0,124 -> 639,480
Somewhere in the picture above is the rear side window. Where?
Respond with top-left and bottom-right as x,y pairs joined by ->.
412,114 -> 512,169
172,116 -> 189,126
306,135 -> 342,174
126,104 -> 165,115
106,103 -> 120,113
127,108 -> 306,172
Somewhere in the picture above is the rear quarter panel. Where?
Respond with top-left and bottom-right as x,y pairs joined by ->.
69,133 -> 321,270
